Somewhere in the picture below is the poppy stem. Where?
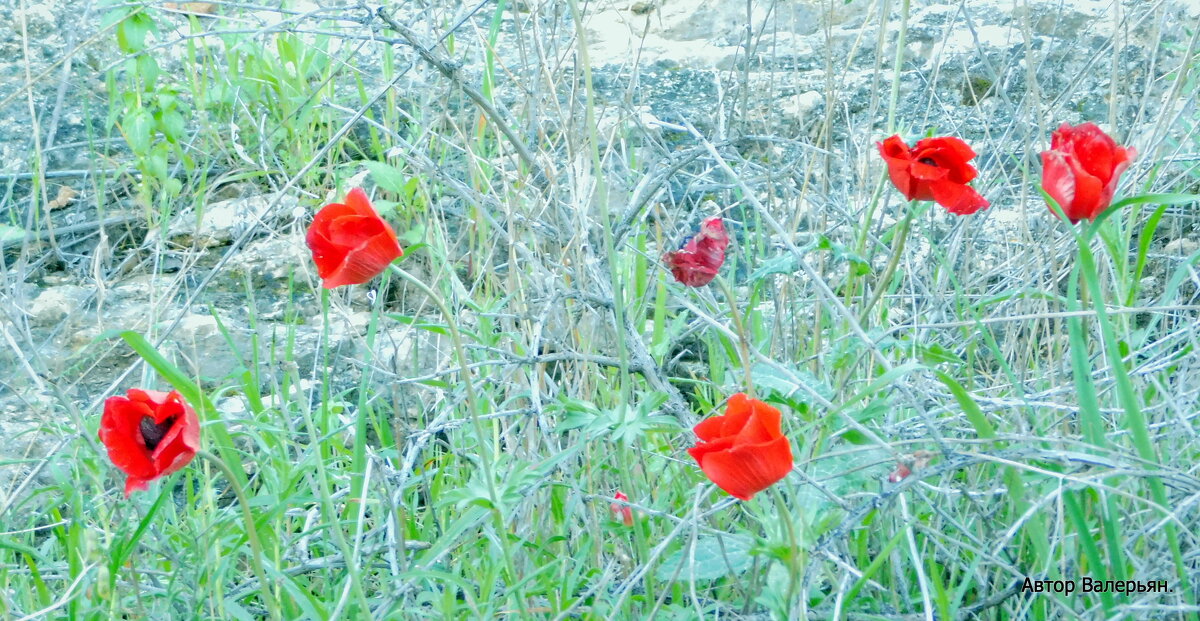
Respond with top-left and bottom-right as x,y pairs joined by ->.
387,264 -> 527,612
196,450 -> 281,621
715,276 -> 756,396
859,204 -> 916,324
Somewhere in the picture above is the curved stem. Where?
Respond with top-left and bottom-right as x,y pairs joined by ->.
715,276 -> 756,396
387,264 -> 526,612
859,204 -> 915,324
196,450 -> 280,621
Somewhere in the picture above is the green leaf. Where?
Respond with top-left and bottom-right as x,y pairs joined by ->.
656,534 -> 754,582
749,253 -> 798,281
0,224 -> 27,243
1088,193 -> 1199,236
933,370 -> 995,439
116,12 -> 155,53
123,108 -> 154,155
363,161 -> 411,196
751,362 -> 834,403
118,331 -> 206,411
816,234 -> 870,276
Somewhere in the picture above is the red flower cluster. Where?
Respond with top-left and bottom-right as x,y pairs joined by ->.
878,125 -> 1136,223
1040,122 -> 1136,223
306,188 -> 404,288
663,217 -> 729,287
878,135 -> 989,215
99,389 -> 200,497
687,393 -> 793,501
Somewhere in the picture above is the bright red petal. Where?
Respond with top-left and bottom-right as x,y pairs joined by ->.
733,398 -> 782,445
879,136 -> 919,201
929,179 -> 989,215
908,160 -> 948,181
1065,156 -> 1104,221
99,396 -> 157,481
1040,150 -> 1078,220
150,391 -> 200,478
692,435 -> 793,501
342,187 -> 377,218
1065,123 -> 1117,182
718,393 -> 757,436
916,136 -> 976,162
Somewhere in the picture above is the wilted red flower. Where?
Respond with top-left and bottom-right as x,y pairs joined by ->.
1040,122 -> 1137,223
878,135 -> 989,215
99,389 -> 201,498
306,188 -> 403,288
686,393 -> 793,501
610,491 -> 634,526
663,217 -> 729,287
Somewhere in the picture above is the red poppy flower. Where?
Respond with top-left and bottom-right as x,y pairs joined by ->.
686,393 -> 793,501
610,491 -> 634,526
878,135 -> 989,215
663,216 -> 729,287
1040,122 -> 1136,223
306,188 -> 403,288
99,389 -> 201,498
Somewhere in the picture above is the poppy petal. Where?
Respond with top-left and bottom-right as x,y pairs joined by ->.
1040,151 -> 1078,219
908,160 -> 948,181
733,399 -> 782,445
342,187 -> 377,217
918,136 -> 976,162
929,179 -> 989,215
1065,123 -> 1117,181
99,396 -> 157,480
1065,156 -> 1104,220
692,435 -> 793,501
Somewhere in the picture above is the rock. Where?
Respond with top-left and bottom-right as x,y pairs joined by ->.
26,285 -> 88,327
1163,237 -> 1199,257
157,192 -> 302,248
778,91 -> 823,124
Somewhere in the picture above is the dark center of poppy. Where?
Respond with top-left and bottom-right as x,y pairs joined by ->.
140,416 -> 175,451
918,157 -> 938,166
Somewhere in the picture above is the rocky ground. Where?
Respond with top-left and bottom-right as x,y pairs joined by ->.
2,0 -> 1198,519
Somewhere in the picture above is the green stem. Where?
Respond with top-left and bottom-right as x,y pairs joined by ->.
1075,229 -> 1196,614
884,0 -> 910,135
715,276 -> 756,396
859,205 -> 915,324
196,450 -> 280,621
769,488 -> 804,616
387,264 -> 526,612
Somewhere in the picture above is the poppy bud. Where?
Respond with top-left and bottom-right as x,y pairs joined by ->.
1040,122 -> 1136,223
